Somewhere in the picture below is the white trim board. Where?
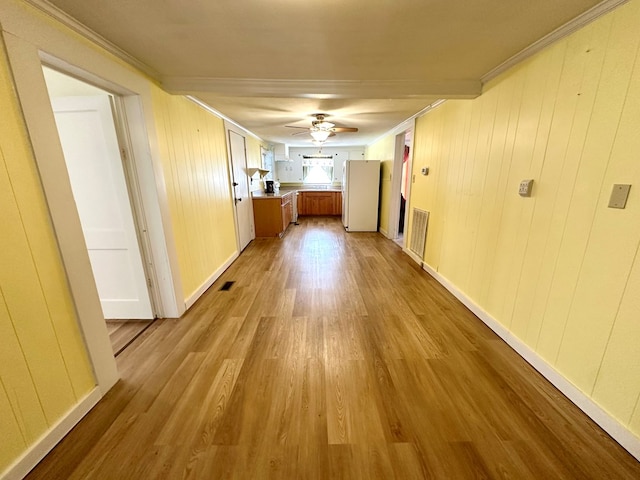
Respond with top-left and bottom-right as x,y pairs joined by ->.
420,262 -> 640,462
184,252 -> 239,310
1,388 -> 102,480
403,247 -> 424,267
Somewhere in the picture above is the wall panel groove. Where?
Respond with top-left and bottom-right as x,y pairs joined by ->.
408,0 -> 640,440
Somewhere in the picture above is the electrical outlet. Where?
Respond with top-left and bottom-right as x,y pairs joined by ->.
519,179 -> 533,197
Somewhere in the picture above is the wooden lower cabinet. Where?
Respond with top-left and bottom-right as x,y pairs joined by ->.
253,192 -> 294,237
298,191 -> 342,216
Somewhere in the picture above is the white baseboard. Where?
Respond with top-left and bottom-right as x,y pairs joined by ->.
1,387 -> 102,480
184,252 -> 239,310
403,247 -> 423,267
420,262 -> 640,462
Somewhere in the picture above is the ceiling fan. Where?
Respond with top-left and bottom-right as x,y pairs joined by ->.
286,113 -> 358,142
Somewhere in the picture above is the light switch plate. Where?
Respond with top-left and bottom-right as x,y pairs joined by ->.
519,179 -> 533,197
608,184 -> 631,209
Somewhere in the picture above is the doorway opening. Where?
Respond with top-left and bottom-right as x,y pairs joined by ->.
42,67 -> 155,355
388,129 -> 414,247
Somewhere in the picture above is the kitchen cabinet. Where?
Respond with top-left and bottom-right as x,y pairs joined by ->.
332,151 -> 348,183
297,191 -> 342,216
276,161 -> 303,183
253,191 -> 295,237
273,143 -> 290,162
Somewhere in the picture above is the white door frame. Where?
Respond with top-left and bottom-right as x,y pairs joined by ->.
111,95 -> 163,316
4,37 -> 183,392
224,121 -> 255,252
387,126 -> 415,242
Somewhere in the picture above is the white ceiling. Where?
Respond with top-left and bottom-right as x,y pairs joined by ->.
42,0 -> 606,147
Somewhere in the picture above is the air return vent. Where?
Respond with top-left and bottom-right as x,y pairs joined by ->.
409,209 -> 429,259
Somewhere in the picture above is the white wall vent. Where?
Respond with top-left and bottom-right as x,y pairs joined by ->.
409,208 -> 429,259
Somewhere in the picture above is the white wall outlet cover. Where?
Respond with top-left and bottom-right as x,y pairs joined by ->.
518,179 -> 534,197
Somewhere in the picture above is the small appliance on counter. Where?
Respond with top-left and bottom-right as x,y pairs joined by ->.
265,180 -> 275,194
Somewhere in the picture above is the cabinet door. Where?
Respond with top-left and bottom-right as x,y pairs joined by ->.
297,192 -> 308,215
291,158 -> 303,182
253,198 -> 283,237
333,152 -> 348,183
276,163 -> 303,183
298,191 -> 343,215
276,162 -> 291,182
316,193 -> 333,215
331,191 -> 343,215
282,201 -> 293,232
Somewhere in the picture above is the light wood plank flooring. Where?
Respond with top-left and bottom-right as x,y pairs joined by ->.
27,217 -> 640,479
106,319 -> 154,356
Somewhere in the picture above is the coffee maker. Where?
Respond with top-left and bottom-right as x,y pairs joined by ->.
265,180 -> 275,194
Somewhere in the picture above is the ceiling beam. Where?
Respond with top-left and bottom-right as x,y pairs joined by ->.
161,77 -> 482,99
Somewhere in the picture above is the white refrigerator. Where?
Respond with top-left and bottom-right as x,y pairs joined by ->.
342,160 -> 381,232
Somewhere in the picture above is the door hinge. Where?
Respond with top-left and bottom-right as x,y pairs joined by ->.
147,278 -> 153,289
121,148 -> 128,161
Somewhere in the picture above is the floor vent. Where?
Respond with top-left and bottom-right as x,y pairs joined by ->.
219,281 -> 235,291
409,209 -> 429,259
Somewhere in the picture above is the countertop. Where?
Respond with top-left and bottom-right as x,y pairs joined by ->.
252,187 -> 342,199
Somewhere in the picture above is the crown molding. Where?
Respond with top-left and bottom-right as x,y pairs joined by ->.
481,0 -> 629,84
22,0 -> 159,79
186,96 -> 264,142
163,77 -> 481,99
368,99 -> 446,146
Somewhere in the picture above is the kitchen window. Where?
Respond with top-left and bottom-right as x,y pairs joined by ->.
302,156 -> 333,184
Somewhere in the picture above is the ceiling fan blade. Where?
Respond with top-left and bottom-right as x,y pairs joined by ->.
285,125 -> 309,130
332,127 -> 358,133
291,130 -> 310,136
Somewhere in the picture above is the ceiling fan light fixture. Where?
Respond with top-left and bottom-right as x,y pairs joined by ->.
310,128 -> 331,142
314,121 -> 334,130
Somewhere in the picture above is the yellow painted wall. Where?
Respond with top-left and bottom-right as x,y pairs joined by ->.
151,88 -> 238,301
245,136 -> 263,169
245,135 -> 267,193
0,38 -> 95,472
409,0 -> 640,435
366,135 -> 395,233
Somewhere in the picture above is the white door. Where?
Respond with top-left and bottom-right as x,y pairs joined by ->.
228,130 -> 253,251
51,95 -> 153,319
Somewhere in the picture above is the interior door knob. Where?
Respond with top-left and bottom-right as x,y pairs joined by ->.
233,182 -> 239,186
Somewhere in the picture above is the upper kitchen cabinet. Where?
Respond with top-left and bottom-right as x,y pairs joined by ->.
276,160 -> 303,183
332,151 -> 348,183
274,143 -> 290,162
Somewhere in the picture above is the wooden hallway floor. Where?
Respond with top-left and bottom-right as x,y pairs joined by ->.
27,217 -> 640,479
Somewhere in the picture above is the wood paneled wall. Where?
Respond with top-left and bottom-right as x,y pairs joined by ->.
409,0 -> 640,436
366,136 -> 395,234
151,88 -> 238,302
0,39 -> 95,472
